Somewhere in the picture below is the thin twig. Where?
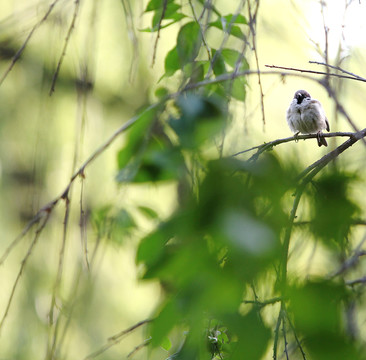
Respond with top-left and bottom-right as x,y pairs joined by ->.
231,131 -> 356,159
0,212 -> 51,334
188,0 -> 211,61
79,176 -> 90,270
151,0 -> 168,67
282,314 -> 289,360
83,319 -> 152,360
309,61 -> 366,81
243,296 -> 281,308
248,0 -> 266,128
265,64 -> 366,83
120,0 -> 139,82
0,199 -> 58,265
127,338 -> 152,358
49,0 -> 80,95
273,307 -> 283,360
49,196 -> 71,325
346,276 -> 366,286
0,0 -> 61,87
286,314 -> 307,360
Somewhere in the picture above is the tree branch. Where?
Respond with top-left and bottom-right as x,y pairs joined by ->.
265,64 -> 366,83
83,319 -> 152,360
232,131 -> 358,159
309,61 -> 366,81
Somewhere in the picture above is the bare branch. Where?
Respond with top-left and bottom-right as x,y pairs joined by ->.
232,131 -> 357,159
248,0 -> 266,128
49,0 -> 80,95
151,0 -> 168,67
243,296 -> 282,308
0,0 -> 61,87
346,277 -> 366,286
0,212 -> 51,334
83,319 -> 152,360
265,64 -> 366,83
309,61 -> 366,81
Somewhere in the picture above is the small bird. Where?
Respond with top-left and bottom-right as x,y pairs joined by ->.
286,90 -> 330,147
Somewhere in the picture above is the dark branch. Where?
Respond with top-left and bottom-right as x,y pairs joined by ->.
232,131 -> 358,159
309,61 -> 366,81
265,64 -> 366,83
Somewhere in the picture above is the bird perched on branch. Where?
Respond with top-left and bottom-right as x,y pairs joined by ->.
286,90 -> 330,147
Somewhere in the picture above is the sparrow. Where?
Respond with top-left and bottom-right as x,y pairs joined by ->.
286,90 -> 330,147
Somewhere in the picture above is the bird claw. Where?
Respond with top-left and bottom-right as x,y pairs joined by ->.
317,131 -> 328,147
294,132 -> 300,143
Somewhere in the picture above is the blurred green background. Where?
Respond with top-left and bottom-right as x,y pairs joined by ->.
1,0 -> 366,359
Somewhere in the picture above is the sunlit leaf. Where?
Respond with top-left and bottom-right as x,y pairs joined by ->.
228,77 -> 246,101
221,48 -> 249,70
140,14 -> 186,32
138,206 -> 159,220
209,14 -> 247,39
152,3 -> 182,29
164,46 -> 180,77
211,49 -> 227,76
145,0 -> 176,12
176,22 -> 202,66
160,336 -> 172,351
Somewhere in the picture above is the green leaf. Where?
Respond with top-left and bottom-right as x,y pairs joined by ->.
154,86 -> 169,99
136,227 -> 168,267
150,300 -> 180,347
145,0 -> 175,12
133,144 -> 185,183
289,280 -> 347,334
169,94 -> 226,148
221,14 -> 248,25
164,46 -> 180,77
211,49 -> 227,76
138,206 -> 159,220
221,48 -> 249,71
209,14 -> 248,39
176,22 -> 202,66
229,77 -> 246,101
183,61 -> 205,83
228,310 -> 271,360
311,171 -> 360,245
140,14 -> 186,32
160,336 -> 172,351
91,205 -> 113,238
152,3 -> 181,28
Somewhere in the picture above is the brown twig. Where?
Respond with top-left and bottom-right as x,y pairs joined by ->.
248,0 -> 266,128
49,0 -> 80,95
265,64 -> 366,83
0,212 -> 51,334
309,61 -> 366,81
231,131 -> 357,159
0,0 -> 61,87
83,319 -> 152,360
151,0 -> 168,67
